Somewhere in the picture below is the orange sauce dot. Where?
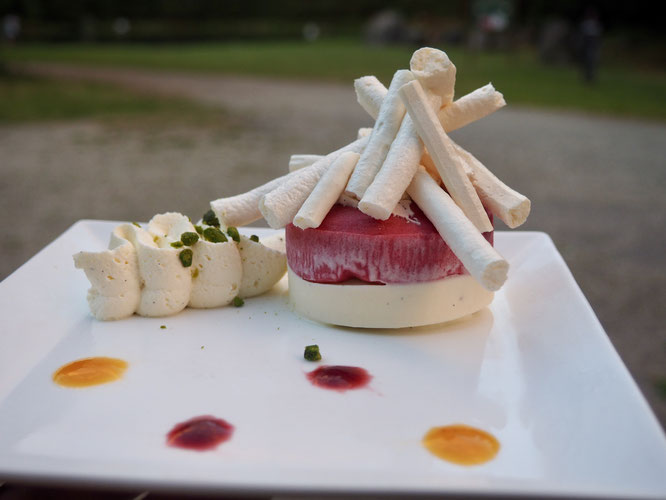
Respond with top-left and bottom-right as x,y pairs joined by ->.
422,424 -> 499,466
53,357 -> 128,388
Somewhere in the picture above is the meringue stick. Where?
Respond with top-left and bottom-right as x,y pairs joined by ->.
294,151 -> 360,229
407,167 -> 508,291
345,70 -> 415,200
410,47 -> 457,105
401,80 -> 492,233
420,151 -> 442,183
210,174 -> 287,228
289,154 -> 323,172
355,79 -> 504,133
453,142 -> 531,228
359,54 -> 454,220
215,136 -> 368,227
288,130 -> 371,173
357,127 -> 373,139
359,91 -> 441,220
260,135 -> 369,229
438,83 -> 505,132
357,78 -> 517,225
354,75 -> 388,120
289,151 -> 364,209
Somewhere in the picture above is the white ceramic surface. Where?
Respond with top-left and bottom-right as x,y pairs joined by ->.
0,221 -> 665,498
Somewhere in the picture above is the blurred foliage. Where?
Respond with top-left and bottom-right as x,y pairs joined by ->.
4,40 -> 665,120
0,0 -> 662,42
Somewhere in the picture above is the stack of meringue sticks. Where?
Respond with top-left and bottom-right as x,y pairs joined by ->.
210,47 -> 531,293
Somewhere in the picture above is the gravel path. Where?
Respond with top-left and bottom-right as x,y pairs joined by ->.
2,63 -> 665,427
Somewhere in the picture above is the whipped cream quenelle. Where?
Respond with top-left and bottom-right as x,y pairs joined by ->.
74,212 -> 286,320
238,233 -> 287,298
73,224 -> 142,321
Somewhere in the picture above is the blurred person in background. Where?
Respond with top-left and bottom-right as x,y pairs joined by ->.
578,5 -> 602,83
2,13 -> 20,42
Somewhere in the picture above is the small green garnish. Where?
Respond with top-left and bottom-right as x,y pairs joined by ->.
203,227 -> 227,243
194,224 -> 203,235
181,231 -> 199,246
170,241 -> 184,248
179,248 -> 193,267
160,325 -> 166,329
304,345 -> 321,361
232,296 -> 244,307
227,226 -> 240,242
132,222 -> 141,228
250,234 -> 260,242
191,267 -> 199,279
202,209 -> 220,227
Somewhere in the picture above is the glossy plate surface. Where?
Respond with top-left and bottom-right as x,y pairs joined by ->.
1,221 -> 665,498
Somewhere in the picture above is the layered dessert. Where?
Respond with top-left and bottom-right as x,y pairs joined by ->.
208,47 -> 531,328
286,203 -> 496,328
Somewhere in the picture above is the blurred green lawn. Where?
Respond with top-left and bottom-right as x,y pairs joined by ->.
3,39 -> 666,120
0,72 -> 218,123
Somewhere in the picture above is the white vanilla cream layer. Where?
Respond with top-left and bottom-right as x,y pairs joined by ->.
288,267 -> 493,329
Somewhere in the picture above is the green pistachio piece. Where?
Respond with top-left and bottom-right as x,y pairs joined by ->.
181,231 -> 199,246
226,226 -> 240,242
203,227 -> 227,243
202,209 -> 220,228
179,248 -> 193,267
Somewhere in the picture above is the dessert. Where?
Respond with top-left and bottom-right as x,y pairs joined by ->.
209,47 -> 530,328
75,46 -> 530,327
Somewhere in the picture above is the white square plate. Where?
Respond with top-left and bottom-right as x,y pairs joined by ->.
1,221 -> 665,498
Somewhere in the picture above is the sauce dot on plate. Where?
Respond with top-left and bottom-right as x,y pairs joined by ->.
166,415 -> 234,451
52,357 -> 127,388
306,365 -> 371,392
422,424 -> 499,465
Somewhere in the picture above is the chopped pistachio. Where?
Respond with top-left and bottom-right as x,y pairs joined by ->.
160,325 -> 166,329
232,296 -> 244,307
170,241 -> 184,248
194,224 -> 203,235
191,267 -> 199,279
304,345 -> 321,361
181,231 -> 199,246
132,222 -> 141,228
179,248 -> 193,267
250,234 -> 260,243
202,209 -> 220,228
227,226 -> 240,242
203,227 -> 227,243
